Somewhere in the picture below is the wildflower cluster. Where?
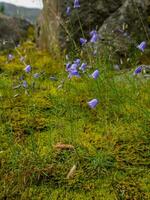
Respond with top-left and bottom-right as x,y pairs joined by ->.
8,50 -> 41,94
64,0 -> 148,109
65,54 -> 99,109
9,0 -> 148,108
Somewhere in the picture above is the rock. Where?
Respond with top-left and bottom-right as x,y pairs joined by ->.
36,0 -> 123,52
0,13 -> 32,50
97,0 -> 150,64
37,0 -> 150,57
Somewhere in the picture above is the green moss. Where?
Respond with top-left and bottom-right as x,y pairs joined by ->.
0,41 -> 150,199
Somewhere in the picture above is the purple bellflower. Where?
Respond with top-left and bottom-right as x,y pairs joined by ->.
133,66 -> 142,75
66,62 -> 72,71
88,99 -> 99,109
80,38 -> 87,45
22,81 -> 28,88
137,41 -> 147,52
74,0 -> 80,8
68,69 -> 80,79
90,30 -> 97,37
74,58 -> 80,66
90,33 -> 99,43
66,6 -> 71,16
24,65 -> 31,73
91,69 -> 99,79
79,63 -> 87,71
69,63 -> 78,71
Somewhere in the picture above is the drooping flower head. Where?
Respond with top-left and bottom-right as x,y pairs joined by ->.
91,69 -> 99,79
133,66 -> 142,75
69,63 -> 78,71
66,6 -> 71,16
66,62 -> 72,71
90,30 -> 101,43
74,0 -> 80,8
88,99 -> 99,109
79,63 -> 87,72
68,69 -> 80,79
137,41 -> 147,52
74,58 -> 80,66
24,65 -> 31,73
67,62 -> 80,78
90,30 -> 97,37
80,38 -> 87,45
90,33 -> 99,43
22,80 -> 28,88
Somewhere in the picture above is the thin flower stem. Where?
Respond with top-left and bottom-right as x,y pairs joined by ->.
48,4 -> 78,50
75,9 -> 86,39
132,0 -> 150,42
11,39 -> 27,66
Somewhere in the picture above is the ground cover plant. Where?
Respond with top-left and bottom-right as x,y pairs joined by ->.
0,0 -> 150,199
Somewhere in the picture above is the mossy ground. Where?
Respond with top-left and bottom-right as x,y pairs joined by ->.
0,41 -> 150,200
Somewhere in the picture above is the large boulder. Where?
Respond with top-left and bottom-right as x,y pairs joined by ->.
37,0 -> 150,56
0,13 -> 31,50
97,0 -> 150,64
37,0 -> 123,51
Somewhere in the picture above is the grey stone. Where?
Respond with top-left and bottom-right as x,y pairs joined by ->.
37,0 -> 123,51
0,13 -> 31,50
37,0 -> 150,57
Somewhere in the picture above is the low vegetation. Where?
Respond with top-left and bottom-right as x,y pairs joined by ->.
0,39 -> 149,199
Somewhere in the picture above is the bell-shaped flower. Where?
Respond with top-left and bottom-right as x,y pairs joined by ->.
90,30 -> 97,37
137,41 -> 147,52
133,66 -> 142,75
66,6 -> 71,16
79,63 -> 87,72
68,63 -> 78,72
22,81 -> 28,88
91,69 -> 99,79
24,65 -> 31,73
80,38 -> 87,45
68,69 -> 80,78
90,33 -> 99,43
74,0 -> 80,8
66,62 -> 72,71
74,59 -> 80,66
88,99 -> 99,109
